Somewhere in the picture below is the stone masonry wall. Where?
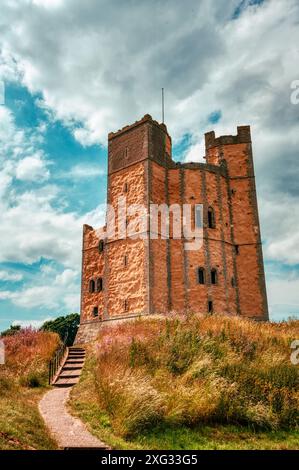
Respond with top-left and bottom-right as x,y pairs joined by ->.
81,225 -> 104,322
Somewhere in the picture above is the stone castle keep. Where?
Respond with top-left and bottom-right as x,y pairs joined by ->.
76,114 -> 268,343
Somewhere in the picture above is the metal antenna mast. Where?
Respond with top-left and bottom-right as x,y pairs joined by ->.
162,88 -> 164,123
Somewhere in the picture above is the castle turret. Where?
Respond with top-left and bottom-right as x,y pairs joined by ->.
205,126 -> 268,320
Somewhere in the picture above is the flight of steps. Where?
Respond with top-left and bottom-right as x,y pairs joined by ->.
54,347 -> 86,388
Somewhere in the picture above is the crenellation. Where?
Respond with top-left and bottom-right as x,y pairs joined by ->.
205,126 -> 252,151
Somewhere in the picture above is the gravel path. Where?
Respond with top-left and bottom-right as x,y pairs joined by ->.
39,347 -> 108,449
39,388 -> 107,449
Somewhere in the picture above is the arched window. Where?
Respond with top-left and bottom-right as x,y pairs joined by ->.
89,279 -> 95,293
96,277 -> 103,292
211,269 -> 217,285
197,267 -> 205,285
208,207 -> 216,229
98,239 -> 104,253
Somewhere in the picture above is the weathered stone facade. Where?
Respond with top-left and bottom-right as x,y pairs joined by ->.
77,114 -> 268,342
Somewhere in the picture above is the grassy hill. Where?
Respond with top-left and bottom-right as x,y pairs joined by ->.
0,329 -> 59,450
70,314 -> 299,449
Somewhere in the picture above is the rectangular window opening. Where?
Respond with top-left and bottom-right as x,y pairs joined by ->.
195,204 -> 203,228
93,307 -> 98,317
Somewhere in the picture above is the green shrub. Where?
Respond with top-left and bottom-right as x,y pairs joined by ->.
20,372 -> 43,388
41,313 -> 80,346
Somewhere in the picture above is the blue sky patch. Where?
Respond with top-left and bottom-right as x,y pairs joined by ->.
208,110 -> 222,125
232,0 -> 265,20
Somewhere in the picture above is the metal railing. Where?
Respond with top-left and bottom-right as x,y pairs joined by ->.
48,333 -> 68,385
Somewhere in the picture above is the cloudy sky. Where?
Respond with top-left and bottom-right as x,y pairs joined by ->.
0,0 -> 298,330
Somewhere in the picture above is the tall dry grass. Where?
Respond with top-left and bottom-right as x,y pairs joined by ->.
1,328 -> 60,388
92,315 -> 299,437
0,328 -> 60,450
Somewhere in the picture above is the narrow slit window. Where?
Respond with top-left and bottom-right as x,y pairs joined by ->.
231,277 -> 235,287
123,182 -> 128,193
89,279 -> 95,293
197,267 -> 205,285
208,300 -> 213,313
93,307 -> 98,317
96,277 -> 103,292
195,204 -> 203,228
124,299 -> 128,312
235,245 -> 239,255
211,269 -> 217,285
99,239 -> 104,253
124,255 -> 127,267
208,207 -> 216,228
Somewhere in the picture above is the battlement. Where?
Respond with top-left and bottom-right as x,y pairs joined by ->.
205,126 -> 251,150
108,114 -> 170,141
83,224 -> 93,233
108,114 -> 172,174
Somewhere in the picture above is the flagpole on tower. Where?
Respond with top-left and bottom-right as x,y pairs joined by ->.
162,88 -> 164,124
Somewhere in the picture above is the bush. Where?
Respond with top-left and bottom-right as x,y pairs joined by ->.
1,325 -> 21,337
41,313 -> 80,346
20,372 -> 43,388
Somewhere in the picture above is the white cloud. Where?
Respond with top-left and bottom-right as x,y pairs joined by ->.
0,105 -> 105,269
59,163 -> 105,180
0,80 -> 4,105
54,268 -> 78,286
0,291 -> 14,300
0,0 -> 241,144
267,276 -> 299,321
12,317 -> 54,329
16,152 -> 50,181
32,0 -> 64,8
0,193 -> 104,266
0,107 -> 23,152
183,141 -> 205,163
0,269 -> 80,310
0,270 -> 23,282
